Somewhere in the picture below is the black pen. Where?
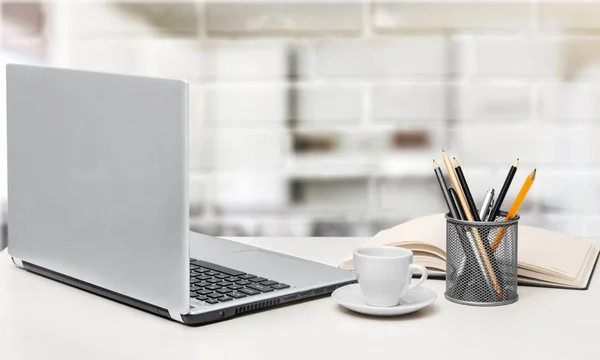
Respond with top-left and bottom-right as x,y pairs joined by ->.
449,188 -> 465,220
488,159 -> 519,221
433,159 -> 460,219
453,158 -> 480,221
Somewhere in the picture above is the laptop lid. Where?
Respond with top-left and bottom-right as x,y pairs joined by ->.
6,64 -> 189,315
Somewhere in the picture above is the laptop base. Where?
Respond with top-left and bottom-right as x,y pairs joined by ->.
16,257 -> 356,326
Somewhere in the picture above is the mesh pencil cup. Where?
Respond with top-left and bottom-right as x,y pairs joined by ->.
445,212 -> 519,306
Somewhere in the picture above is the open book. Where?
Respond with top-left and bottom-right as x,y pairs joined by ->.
340,213 -> 599,290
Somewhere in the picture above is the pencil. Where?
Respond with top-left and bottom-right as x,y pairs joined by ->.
433,159 -> 459,219
442,150 -> 502,298
441,151 -> 469,216
449,188 -> 465,220
487,159 -> 519,221
491,169 -> 537,252
453,157 -> 481,221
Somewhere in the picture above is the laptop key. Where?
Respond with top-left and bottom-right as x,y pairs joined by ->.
205,299 -> 219,304
228,284 -> 243,290
250,277 -> 268,283
197,289 -> 213,295
217,288 -> 233,294
190,260 -> 246,277
196,281 -> 210,287
208,293 -> 225,299
196,268 -> 210,273
190,278 -> 203,284
229,292 -> 247,299
239,288 -> 260,296
239,274 -> 256,280
205,271 -> 219,276
216,281 -> 233,287
260,280 -> 278,286
218,296 -> 232,302
270,283 -> 290,290
196,295 -> 208,301
236,280 -> 252,286
247,284 -> 274,292
206,285 -> 220,291
226,277 -> 239,282
197,275 -> 212,281
190,286 -> 203,292
207,278 -> 221,284
214,274 -> 228,279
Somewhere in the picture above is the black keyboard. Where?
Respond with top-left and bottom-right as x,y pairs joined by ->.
190,259 -> 290,305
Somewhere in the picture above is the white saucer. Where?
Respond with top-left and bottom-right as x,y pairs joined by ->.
331,283 -> 437,316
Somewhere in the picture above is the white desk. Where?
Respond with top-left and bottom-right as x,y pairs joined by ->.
1,237 -> 599,360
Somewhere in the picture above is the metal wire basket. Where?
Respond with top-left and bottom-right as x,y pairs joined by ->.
445,212 -> 519,306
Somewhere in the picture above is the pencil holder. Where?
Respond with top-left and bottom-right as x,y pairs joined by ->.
444,212 -> 519,306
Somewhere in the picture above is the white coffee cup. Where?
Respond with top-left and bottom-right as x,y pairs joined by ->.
353,246 -> 428,307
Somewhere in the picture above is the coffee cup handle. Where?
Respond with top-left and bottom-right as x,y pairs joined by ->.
408,264 -> 428,293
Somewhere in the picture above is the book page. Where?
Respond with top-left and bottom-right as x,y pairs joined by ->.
339,213 -> 447,269
367,213 -> 447,250
518,225 -> 594,280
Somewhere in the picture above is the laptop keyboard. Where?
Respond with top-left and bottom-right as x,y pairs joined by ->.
190,258 -> 290,305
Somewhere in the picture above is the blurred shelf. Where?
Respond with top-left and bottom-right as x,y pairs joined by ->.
286,152 -> 434,179
375,152 -> 434,178
286,154 -> 373,179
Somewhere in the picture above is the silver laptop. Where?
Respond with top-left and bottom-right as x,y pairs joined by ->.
5,64 -> 356,325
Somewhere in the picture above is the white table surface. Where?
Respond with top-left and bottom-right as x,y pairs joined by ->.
1,236 -> 599,360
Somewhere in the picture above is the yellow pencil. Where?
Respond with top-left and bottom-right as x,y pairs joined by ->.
442,150 -> 502,298
491,169 -> 537,252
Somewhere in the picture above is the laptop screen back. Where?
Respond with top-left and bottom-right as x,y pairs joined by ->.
6,64 -> 189,314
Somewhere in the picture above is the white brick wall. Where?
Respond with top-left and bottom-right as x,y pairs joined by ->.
212,172 -> 289,211
455,82 -> 533,123
205,84 -> 289,127
546,126 -> 600,166
201,41 -> 289,80
69,39 -> 150,75
468,37 -> 563,78
295,85 -> 363,127
453,124 -> 547,165
371,84 -> 447,123
22,0 -> 600,236
378,177 -> 444,219
211,129 -> 290,170
543,171 -> 600,213
541,83 -> 600,122
308,37 -> 449,78
300,179 -> 369,210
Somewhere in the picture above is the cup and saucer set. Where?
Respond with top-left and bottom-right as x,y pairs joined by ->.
331,246 -> 437,317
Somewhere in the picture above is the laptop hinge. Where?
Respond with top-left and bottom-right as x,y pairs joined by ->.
168,309 -> 183,322
11,257 -> 24,268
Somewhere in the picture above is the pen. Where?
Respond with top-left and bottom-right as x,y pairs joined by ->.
453,157 -> 481,221
479,188 -> 495,221
433,160 -> 460,219
487,159 -> 519,221
449,188 -> 465,220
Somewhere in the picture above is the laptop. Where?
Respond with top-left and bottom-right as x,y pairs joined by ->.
5,64 -> 356,325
